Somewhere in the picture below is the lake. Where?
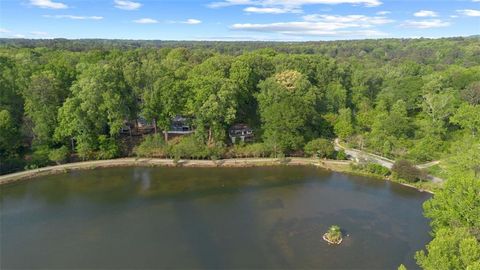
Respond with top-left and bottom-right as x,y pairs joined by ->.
0,166 -> 431,269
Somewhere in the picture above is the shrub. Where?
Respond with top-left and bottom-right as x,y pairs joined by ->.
304,138 -> 335,158
335,150 -> 348,160
169,136 -> 208,159
325,225 -> 343,243
48,146 -> 69,165
392,159 -> 425,182
26,146 -> 51,169
97,135 -> 119,160
365,163 -> 391,176
134,134 -> 166,157
228,143 -> 272,158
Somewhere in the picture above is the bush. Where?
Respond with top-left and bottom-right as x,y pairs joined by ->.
48,146 -> 69,165
325,225 -> 343,243
228,143 -> 272,158
365,163 -> 391,176
168,136 -> 209,159
134,134 -> 166,157
26,146 -> 51,169
392,159 -> 425,182
97,135 -> 119,160
335,150 -> 348,160
304,138 -> 335,158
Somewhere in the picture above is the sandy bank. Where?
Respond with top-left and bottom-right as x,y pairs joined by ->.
0,158 -> 351,185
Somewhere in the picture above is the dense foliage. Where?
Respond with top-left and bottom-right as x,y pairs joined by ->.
0,38 -> 479,268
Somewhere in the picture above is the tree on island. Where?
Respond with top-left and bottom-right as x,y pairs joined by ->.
324,225 -> 343,245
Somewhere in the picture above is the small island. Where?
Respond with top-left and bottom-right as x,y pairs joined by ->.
323,225 -> 343,245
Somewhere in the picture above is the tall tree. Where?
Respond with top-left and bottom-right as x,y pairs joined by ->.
257,70 -> 317,155
55,62 -> 135,158
187,55 -> 238,144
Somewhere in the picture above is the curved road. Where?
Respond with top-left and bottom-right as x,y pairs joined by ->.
334,139 -> 444,183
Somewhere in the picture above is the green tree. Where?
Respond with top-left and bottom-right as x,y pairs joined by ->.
415,227 -> 480,270
392,159 -> 425,182
461,81 -> 480,105
304,138 -> 335,158
187,55 -> 238,144
230,52 -> 274,124
450,104 -> 480,136
48,146 -> 69,165
257,70 -> 317,155
334,108 -> 354,140
55,62 -> 136,159
24,70 -> 68,145
423,175 -> 480,238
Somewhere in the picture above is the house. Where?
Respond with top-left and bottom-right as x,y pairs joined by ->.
168,116 -> 194,134
119,117 -> 155,136
229,123 -> 254,144
136,117 -> 155,133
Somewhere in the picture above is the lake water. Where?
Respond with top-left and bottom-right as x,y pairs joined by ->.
0,166 -> 431,269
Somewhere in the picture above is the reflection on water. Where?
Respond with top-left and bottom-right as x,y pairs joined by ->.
0,166 -> 431,269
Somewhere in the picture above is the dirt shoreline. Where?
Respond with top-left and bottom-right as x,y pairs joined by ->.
0,158 -> 434,193
0,158 -> 350,185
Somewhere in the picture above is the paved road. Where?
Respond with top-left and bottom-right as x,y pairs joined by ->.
334,139 -> 444,183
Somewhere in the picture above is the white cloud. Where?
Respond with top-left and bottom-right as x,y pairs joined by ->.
414,10 -> 438,17
402,19 -> 450,29
0,28 -> 10,33
209,0 -> 382,12
43,15 -> 103,20
376,11 -> 390,15
472,0 -> 480,2
133,18 -> 158,24
13,34 -> 26,38
30,31 -> 49,36
231,14 -> 392,36
303,14 -> 393,25
30,0 -> 67,9
457,9 -> 480,16
244,6 -> 301,13
183,19 -> 202,24
208,0 -> 255,8
168,19 -> 203,24
114,0 -> 142,10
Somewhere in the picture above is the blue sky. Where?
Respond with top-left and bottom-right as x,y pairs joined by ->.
0,0 -> 479,40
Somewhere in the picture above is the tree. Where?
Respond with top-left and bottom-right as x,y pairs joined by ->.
423,175 -> 480,238
450,104 -> 480,136
334,108 -> 354,140
460,81 -> 480,105
257,70 -> 317,155
422,91 -> 457,130
24,70 -> 68,145
0,110 -> 19,159
392,159 -> 425,182
48,146 -> 69,165
138,49 -> 192,139
415,227 -> 480,270
325,81 -> 348,113
55,62 -> 136,159
446,137 -> 480,179
230,52 -> 274,124
304,138 -> 335,158
187,55 -> 238,144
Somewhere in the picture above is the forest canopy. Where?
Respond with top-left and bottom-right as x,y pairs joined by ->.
1,37 -> 479,173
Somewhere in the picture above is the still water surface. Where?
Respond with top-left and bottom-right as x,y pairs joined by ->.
1,166 -> 431,269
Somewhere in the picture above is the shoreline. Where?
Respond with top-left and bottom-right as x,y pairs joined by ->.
0,158 -> 434,193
